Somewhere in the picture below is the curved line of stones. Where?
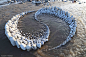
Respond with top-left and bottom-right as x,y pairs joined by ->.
5,11 -> 50,51
35,6 -> 77,50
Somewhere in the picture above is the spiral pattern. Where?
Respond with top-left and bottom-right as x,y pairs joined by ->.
5,6 -> 77,51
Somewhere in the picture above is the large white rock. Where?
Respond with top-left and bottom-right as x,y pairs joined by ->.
20,43 -> 26,50
11,24 -> 16,28
5,24 -> 9,30
32,43 -> 37,50
55,13 -> 58,16
62,40 -> 67,45
9,28 -> 15,33
21,12 -> 26,16
8,20 -> 12,23
18,34 -> 22,37
37,43 -> 41,48
73,27 -> 76,32
11,32 -> 16,37
16,40 -> 20,48
6,32 -> 12,40
19,40 -> 22,43
5,28 -> 9,34
57,10 -> 60,17
9,37 -> 16,46
27,39 -> 31,43
42,38 -> 48,42
70,30 -> 72,34
67,36 -> 71,41
13,34 -> 18,39
41,41 -> 44,45
23,40 -> 28,45
46,39 -> 48,41
15,14 -> 21,18
26,43 -> 32,51
21,36 -> 25,40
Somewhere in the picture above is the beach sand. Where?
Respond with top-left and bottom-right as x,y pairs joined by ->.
0,1 -> 86,57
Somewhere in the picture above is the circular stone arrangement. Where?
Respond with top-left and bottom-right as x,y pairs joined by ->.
35,7 -> 77,49
5,11 -> 50,51
5,6 -> 77,51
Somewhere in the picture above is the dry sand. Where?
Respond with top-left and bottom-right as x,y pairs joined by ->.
0,1 -> 86,57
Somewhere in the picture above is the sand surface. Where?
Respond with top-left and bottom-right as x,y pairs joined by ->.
0,1 -> 86,57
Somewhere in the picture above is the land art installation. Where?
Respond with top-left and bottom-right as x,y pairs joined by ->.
5,6 -> 77,51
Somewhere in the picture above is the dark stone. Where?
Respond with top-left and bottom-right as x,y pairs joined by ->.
79,2 -> 81,4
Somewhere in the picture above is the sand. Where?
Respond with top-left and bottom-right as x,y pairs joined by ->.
0,1 -> 86,57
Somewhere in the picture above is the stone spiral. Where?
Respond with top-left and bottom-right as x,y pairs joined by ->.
5,6 -> 77,51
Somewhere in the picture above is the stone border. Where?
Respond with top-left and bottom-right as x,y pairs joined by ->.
35,6 -> 77,50
5,11 -> 50,51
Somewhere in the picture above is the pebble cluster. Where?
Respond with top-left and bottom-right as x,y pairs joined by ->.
35,6 -> 77,49
5,11 -> 50,51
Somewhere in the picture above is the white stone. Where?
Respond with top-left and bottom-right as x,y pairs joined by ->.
72,31 -> 75,35
8,20 -> 12,23
62,40 -> 66,45
55,13 -> 58,16
32,43 -> 37,50
57,10 -> 60,16
66,36 -> 71,42
23,40 -> 28,45
20,43 -> 26,50
37,43 -> 41,48
73,27 -> 76,32
19,40 -> 22,43
27,39 -> 31,43
9,37 -> 16,46
11,24 -> 16,28
21,12 -> 26,16
5,24 -> 9,29
16,40 -> 20,48
41,41 -> 44,45
11,32 -> 16,36
70,34 -> 73,37
6,32 -> 12,40
46,39 -> 48,41
26,43 -> 32,51
70,30 -> 72,34
21,36 -> 25,40
5,28 -> 9,34
64,16 -> 67,22
42,38 -> 47,42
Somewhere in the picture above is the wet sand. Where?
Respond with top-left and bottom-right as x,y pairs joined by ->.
0,1 -> 86,57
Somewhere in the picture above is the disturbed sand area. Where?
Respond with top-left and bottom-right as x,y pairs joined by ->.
0,1 -> 86,57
